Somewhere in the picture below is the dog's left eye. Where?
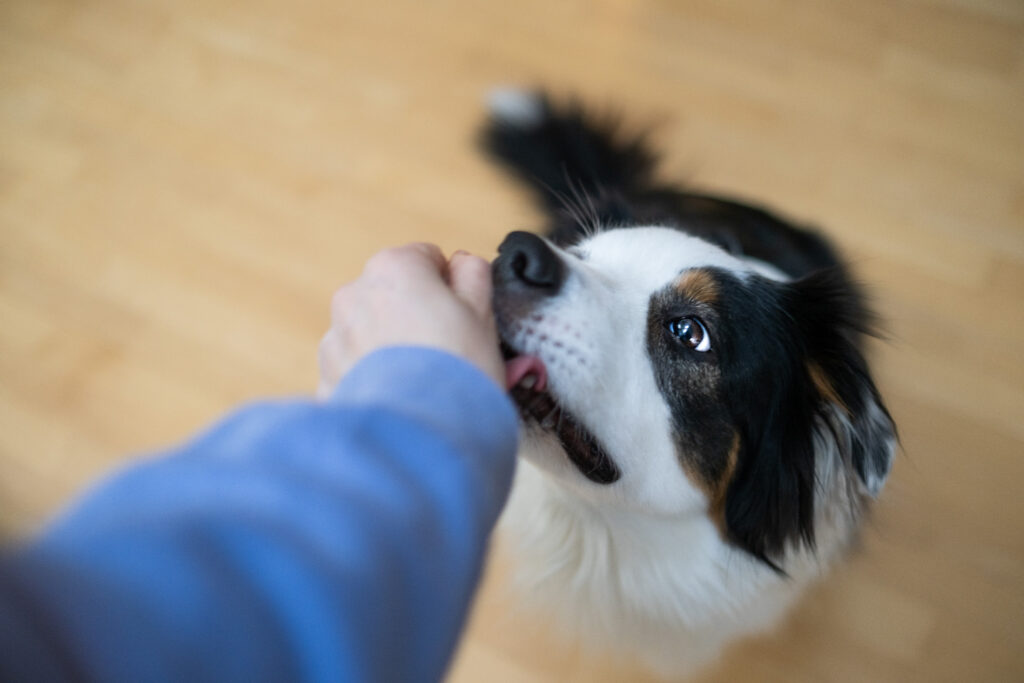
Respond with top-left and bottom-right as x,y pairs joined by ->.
667,317 -> 711,352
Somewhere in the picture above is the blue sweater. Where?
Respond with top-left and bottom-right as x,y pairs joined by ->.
0,347 -> 519,682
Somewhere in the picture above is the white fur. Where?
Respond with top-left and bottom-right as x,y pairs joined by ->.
487,87 -> 546,128
498,227 -> 875,678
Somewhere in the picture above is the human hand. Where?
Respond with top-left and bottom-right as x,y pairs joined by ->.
317,243 -> 504,398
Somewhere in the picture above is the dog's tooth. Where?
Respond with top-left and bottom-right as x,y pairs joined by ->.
519,374 -> 537,390
540,407 -> 561,430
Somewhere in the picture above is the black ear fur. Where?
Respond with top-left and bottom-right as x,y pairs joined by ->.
722,269 -> 896,571
791,270 -> 897,492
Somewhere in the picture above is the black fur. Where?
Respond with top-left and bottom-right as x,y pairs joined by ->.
482,91 -> 895,569
715,271 -> 894,569
715,273 -> 822,568
481,92 -> 841,278
784,270 -> 897,494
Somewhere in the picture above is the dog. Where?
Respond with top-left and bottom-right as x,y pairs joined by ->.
485,90 -> 897,678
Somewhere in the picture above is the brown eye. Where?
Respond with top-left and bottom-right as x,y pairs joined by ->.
667,317 -> 712,352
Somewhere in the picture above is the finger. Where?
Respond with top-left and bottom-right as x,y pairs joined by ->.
364,243 -> 448,282
404,242 -> 448,274
448,251 -> 494,320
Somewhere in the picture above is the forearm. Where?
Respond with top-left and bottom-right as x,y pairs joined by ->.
1,347 -> 518,683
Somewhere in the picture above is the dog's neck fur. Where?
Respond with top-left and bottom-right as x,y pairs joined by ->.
498,417 -> 861,677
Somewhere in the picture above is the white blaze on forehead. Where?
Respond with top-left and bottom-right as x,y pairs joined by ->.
579,227 -> 752,290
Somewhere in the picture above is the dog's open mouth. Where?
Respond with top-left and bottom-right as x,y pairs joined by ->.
502,342 -> 621,484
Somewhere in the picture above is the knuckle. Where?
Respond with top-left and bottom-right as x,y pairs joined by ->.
363,250 -> 396,273
401,243 -> 444,269
365,244 -> 443,282
416,242 -> 444,259
366,245 -> 427,273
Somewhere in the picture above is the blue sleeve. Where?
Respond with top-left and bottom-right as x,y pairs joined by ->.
0,347 -> 519,683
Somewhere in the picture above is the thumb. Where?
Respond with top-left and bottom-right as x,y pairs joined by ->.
448,251 -> 494,320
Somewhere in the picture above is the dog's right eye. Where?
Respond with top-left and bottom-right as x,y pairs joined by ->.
667,317 -> 712,353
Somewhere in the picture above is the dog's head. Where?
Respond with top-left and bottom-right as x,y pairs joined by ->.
494,227 -> 896,569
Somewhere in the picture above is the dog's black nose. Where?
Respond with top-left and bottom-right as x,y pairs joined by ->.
494,231 -> 564,293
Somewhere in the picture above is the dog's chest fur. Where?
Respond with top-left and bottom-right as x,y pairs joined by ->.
499,455 -> 856,676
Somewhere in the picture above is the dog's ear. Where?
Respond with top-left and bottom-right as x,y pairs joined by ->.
722,269 -> 896,571
788,269 -> 897,496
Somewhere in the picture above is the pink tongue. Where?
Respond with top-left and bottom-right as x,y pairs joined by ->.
504,354 -> 548,392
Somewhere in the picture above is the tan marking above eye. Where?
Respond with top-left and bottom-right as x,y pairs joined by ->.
675,269 -> 720,306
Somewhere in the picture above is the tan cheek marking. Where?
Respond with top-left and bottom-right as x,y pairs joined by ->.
808,361 -> 849,415
675,269 -> 719,306
708,432 -> 740,537
680,431 -> 739,538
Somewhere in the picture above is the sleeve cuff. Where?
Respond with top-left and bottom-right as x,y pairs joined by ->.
331,347 -> 520,489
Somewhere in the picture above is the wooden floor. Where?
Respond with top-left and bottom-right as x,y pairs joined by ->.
2,0 -> 1022,680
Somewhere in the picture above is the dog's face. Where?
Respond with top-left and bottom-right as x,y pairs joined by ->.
494,227 -> 896,566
